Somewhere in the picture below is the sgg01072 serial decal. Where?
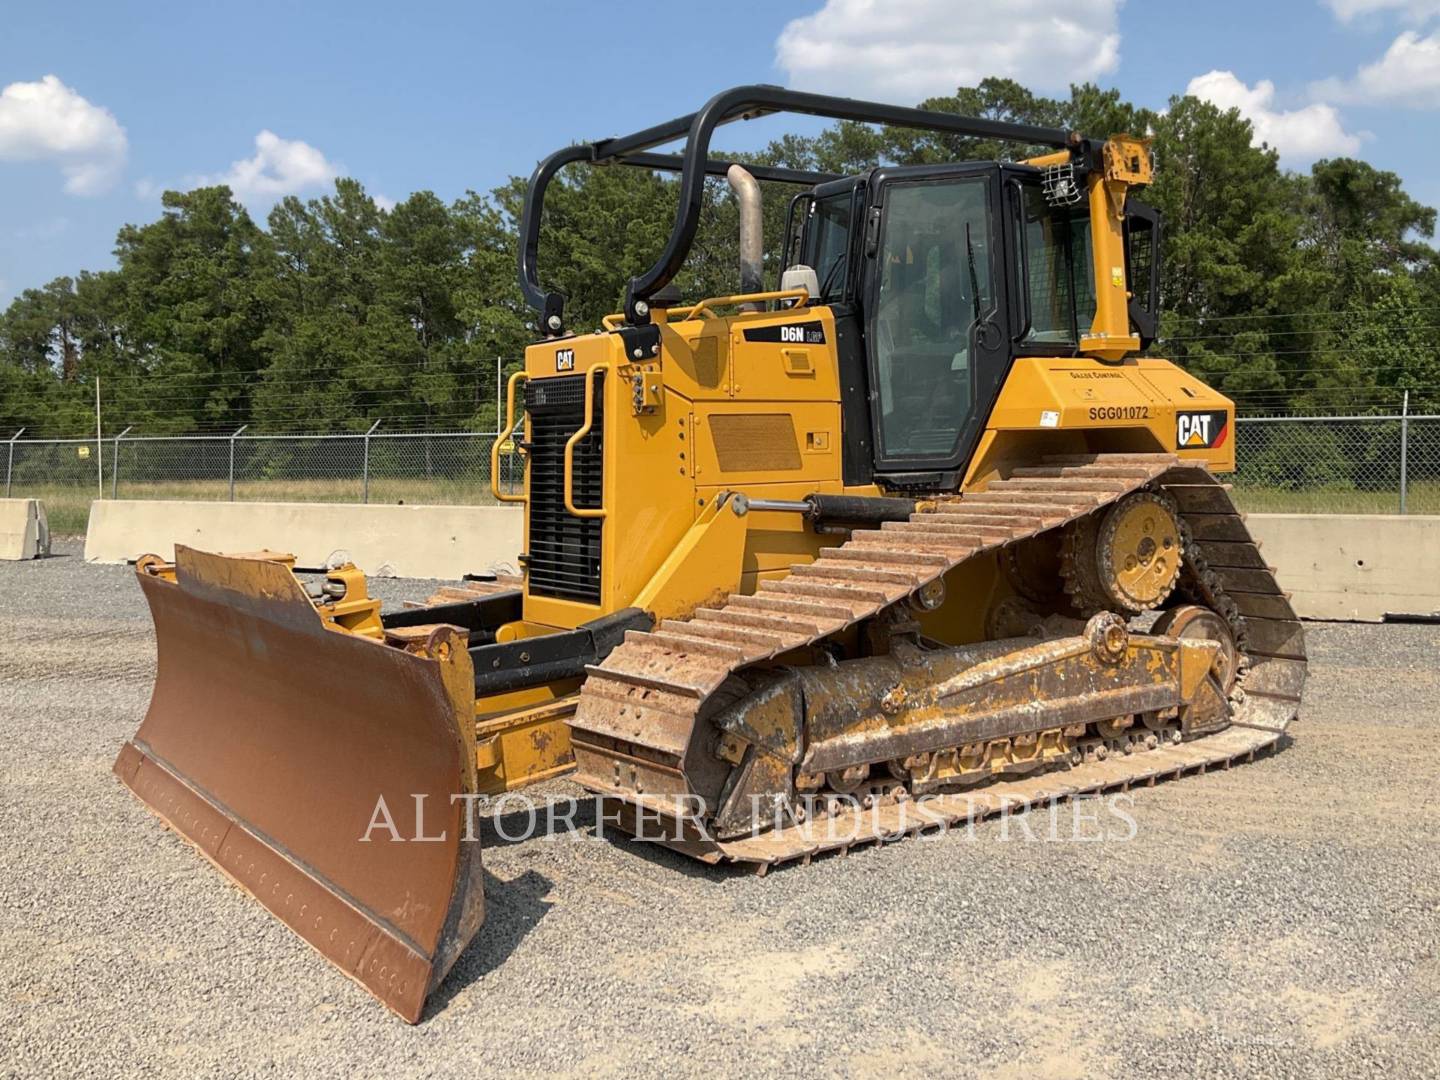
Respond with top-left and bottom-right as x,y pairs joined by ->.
1088,405 -> 1151,421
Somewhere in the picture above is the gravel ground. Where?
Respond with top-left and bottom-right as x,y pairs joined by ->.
3,540 -> 1438,1079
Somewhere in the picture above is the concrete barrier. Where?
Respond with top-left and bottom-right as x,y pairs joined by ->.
1247,514 -> 1440,621
80,500 -> 1438,620
0,499 -> 51,560
84,500 -> 522,580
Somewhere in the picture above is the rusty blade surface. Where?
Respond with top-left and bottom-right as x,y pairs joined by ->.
114,546 -> 485,1022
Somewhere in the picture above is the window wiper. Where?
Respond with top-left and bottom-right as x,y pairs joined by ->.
1064,215 -> 1080,343
818,253 -> 846,299
965,223 -> 982,327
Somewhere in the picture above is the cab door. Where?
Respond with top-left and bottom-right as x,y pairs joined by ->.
861,165 -> 1009,480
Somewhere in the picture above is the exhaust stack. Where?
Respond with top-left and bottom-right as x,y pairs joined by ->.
726,164 -> 763,311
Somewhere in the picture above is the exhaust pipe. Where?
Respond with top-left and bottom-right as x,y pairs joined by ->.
727,164 -> 763,310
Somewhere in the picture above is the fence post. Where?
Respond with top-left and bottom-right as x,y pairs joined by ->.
229,424 -> 248,501
110,426 -> 132,499
362,419 -> 382,504
94,376 -> 103,496
1399,390 -> 1409,515
5,428 -> 22,498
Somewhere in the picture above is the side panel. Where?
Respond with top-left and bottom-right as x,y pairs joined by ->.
728,308 -> 842,402
692,402 -> 840,488
1134,358 -> 1235,471
519,304 -> 856,628
968,356 -> 1234,488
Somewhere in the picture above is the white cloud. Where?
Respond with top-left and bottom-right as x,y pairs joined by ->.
1323,0 -> 1440,22
373,192 -> 397,212
1186,70 -> 1362,162
14,216 -> 71,241
0,75 -> 127,195
1313,30 -> 1440,106
775,0 -> 1121,101
197,130 -> 340,203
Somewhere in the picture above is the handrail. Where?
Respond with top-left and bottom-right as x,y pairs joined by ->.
670,288 -> 810,323
489,370 -> 530,503
564,363 -> 610,520
599,287 -> 810,330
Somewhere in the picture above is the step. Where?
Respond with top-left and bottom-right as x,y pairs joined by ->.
727,593 -> 855,622
691,606 -> 824,638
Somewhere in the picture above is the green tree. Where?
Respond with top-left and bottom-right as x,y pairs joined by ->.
111,187 -> 274,431
0,271 -> 133,434
3,78 -> 1438,437
255,179 -> 419,431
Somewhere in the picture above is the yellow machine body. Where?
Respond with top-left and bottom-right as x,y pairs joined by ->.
510,340 -> 1231,630
473,347 -> 1230,790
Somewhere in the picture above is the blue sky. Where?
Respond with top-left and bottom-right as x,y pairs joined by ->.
3,0 -> 1439,307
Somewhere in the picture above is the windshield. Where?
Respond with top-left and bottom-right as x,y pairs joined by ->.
1016,182 -> 1096,345
871,177 -> 994,461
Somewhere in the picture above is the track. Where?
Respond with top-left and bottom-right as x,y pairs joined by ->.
569,454 -> 1308,866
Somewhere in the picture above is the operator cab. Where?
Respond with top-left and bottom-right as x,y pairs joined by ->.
785,162 -> 1155,485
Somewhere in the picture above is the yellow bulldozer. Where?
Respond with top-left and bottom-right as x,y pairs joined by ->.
114,86 -> 1307,1022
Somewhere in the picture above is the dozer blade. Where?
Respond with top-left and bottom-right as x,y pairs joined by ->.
114,546 -> 485,1022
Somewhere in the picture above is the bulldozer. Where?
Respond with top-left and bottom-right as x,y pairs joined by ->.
114,86 -> 1307,1022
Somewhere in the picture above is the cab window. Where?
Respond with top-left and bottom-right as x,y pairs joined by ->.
871,178 -> 994,461
806,193 -> 852,301
1015,182 -> 1096,345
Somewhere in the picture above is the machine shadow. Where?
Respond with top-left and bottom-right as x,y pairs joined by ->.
424,866 -> 554,1018
479,797 -> 732,883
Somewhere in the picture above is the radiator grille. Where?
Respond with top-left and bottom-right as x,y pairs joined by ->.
525,373 -> 603,603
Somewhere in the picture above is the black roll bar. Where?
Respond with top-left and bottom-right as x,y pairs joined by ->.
517,84 -> 1079,334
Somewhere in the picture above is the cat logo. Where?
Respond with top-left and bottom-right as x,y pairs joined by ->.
555,348 -> 575,372
1176,409 -> 1229,450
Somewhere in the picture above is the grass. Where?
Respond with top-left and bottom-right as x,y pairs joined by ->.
1229,480 -> 1440,515
13,478 -> 1438,538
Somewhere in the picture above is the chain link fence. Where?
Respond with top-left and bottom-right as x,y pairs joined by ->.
5,415 -> 1437,533
1231,414 -> 1439,515
4,430 -> 523,533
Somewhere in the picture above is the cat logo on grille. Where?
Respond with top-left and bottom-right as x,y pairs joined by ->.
1176,409 -> 1229,449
